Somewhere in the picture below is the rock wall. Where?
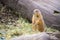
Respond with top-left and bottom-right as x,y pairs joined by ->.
0,0 -> 60,30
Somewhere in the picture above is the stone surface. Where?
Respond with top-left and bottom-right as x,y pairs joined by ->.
0,0 -> 60,30
10,32 -> 60,40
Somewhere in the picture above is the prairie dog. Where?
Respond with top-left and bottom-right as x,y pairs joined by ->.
32,9 -> 45,32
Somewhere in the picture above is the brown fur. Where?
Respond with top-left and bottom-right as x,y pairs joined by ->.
32,9 -> 45,32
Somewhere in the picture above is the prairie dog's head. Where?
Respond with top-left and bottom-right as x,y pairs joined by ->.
33,9 -> 41,17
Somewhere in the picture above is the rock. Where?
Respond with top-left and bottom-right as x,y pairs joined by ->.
0,0 -> 60,30
10,32 -> 51,40
10,32 -> 60,40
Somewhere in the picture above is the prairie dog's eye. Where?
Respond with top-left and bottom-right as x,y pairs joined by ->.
34,9 -> 40,13
35,10 -> 38,13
